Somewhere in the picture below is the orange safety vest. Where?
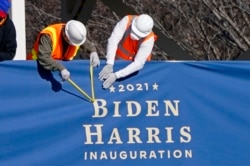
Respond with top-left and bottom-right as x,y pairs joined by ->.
116,15 -> 157,61
27,23 -> 79,60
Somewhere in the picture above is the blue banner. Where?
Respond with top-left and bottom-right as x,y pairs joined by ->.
0,60 -> 250,166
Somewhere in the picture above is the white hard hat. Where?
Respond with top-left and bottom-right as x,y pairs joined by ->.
65,20 -> 87,46
131,14 -> 154,38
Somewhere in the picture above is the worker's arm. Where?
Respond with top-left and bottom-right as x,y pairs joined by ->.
37,34 -> 65,71
115,36 -> 155,79
81,39 -> 100,67
81,39 -> 97,53
105,16 -> 128,65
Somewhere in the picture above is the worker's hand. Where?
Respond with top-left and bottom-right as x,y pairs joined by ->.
60,68 -> 70,81
99,64 -> 113,81
90,52 -> 100,67
103,73 -> 116,89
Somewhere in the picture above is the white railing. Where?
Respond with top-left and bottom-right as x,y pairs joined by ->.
10,0 -> 26,60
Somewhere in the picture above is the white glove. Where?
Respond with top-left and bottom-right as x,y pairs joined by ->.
60,68 -> 70,81
90,52 -> 100,67
103,73 -> 117,89
99,64 -> 113,81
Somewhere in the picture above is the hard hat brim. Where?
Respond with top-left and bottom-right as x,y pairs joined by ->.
131,19 -> 150,38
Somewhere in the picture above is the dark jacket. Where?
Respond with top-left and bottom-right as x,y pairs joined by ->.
0,15 -> 17,61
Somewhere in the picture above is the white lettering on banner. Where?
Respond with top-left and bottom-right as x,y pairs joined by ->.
146,127 -> 161,143
127,128 -> 142,143
108,82 -> 159,93
108,128 -> 123,144
92,99 -> 180,118
83,98 -> 193,161
180,126 -> 192,143
83,149 -> 192,160
82,125 -> 191,144
83,124 -> 104,144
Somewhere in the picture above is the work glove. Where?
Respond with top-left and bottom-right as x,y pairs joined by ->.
103,73 -> 117,89
60,68 -> 70,81
99,64 -> 113,81
90,52 -> 100,67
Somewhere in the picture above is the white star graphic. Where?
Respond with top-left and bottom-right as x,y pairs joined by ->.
152,83 -> 159,90
109,85 -> 116,92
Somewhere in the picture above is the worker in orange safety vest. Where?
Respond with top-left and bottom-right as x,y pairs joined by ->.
99,14 -> 157,89
27,20 -> 100,81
